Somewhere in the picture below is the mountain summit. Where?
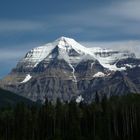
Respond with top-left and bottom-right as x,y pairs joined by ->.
15,36 -> 95,72
1,37 -> 140,103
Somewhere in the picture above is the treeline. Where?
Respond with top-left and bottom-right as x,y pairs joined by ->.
0,94 -> 140,140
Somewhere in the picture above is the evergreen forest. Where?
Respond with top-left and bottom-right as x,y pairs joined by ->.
0,92 -> 140,140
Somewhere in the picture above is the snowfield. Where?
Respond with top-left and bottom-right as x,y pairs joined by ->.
20,74 -> 32,83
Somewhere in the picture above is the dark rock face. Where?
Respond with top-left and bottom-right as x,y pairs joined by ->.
2,58 -> 140,103
76,60 -> 104,74
76,71 -> 140,103
68,48 -> 80,56
126,67 -> 140,90
116,58 -> 140,68
33,59 -> 72,73
14,77 -> 78,102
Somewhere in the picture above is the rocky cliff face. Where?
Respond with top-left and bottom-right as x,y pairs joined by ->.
1,37 -> 140,103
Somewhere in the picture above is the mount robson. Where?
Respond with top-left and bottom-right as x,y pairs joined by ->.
0,36 -> 140,103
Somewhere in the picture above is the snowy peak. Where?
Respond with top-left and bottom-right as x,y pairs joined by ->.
19,37 -> 96,71
15,36 -> 138,74
56,36 -> 75,44
56,36 -> 81,47
43,37 -> 96,65
55,36 -> 91,56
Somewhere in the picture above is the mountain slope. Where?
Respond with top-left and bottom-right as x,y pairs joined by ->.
0,88 -> 34,107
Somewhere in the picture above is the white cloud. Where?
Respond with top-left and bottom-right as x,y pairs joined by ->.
81,40 -> 140,58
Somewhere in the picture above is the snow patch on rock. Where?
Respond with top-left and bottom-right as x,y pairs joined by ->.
76,95 -> 84,103
20,74 -> 32,83
93,72 -> 106,77
69,63 -> 77,82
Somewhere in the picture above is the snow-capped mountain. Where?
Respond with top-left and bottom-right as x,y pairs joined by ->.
14,37 -> 136,72
16,37 -> 94,71
1,37 -> 140,103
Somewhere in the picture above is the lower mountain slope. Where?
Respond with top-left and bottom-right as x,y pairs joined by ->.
0,88 -> 34,107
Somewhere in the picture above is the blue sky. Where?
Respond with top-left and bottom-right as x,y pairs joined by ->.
0,0 -> 140,78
